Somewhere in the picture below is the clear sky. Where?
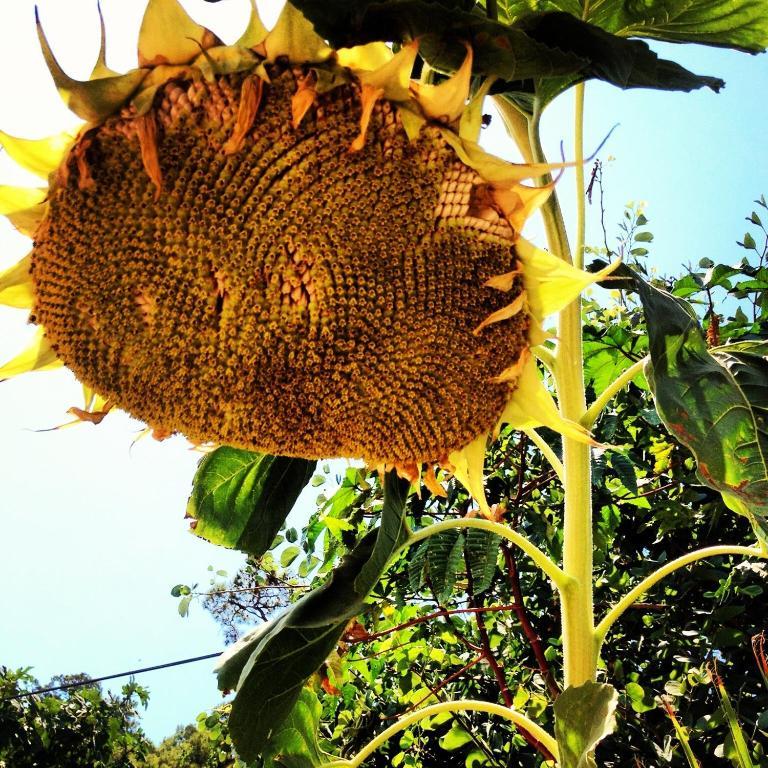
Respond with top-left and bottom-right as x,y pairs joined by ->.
1,0 -> 766,744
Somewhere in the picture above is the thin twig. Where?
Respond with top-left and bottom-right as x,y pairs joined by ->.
503,545 -> 560,699
348,605 -> 521,643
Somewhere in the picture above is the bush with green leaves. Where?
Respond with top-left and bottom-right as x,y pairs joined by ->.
0,668 -> 151,768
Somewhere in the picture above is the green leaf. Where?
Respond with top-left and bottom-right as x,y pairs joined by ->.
281,546 -> 302,568
501,0 -> 768,52
177,595 -> 192,617
521,11 -> 723,107
291,1 -> 586,81
554,681 -> 619,768
610,453 -> 638,495
291,2 -> 722,101
742,232 -> 757,250
424,530 -> 465,603
627,273 -> 768,547
186,447 -> 316,557
712,677 -> 755,768
220,472 -> 411,763
625,682 -> 656,713
465,528 -> 501,595
260,688 -> 332,768
439,725 -> 473,751
407,540 -> 429,592
634,231 -> 654,243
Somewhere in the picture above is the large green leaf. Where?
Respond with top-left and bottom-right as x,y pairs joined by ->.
629,275 -> 768,547
554,681 -> 618,768
465,528 -> 500,595
186,447 -> 316,558
217,472 -> 411,763
261,688 -> 332,768
499,0 -> 768,52
290,2 -> 722,94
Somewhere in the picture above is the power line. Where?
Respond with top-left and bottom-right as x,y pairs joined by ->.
2,652 -> 222,702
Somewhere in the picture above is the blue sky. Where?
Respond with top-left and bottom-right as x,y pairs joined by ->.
1,0 -> 766,744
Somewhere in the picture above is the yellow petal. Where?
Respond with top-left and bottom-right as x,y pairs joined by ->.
0,186 -> 47,215
491,347 -> 530,385
497,357 -> 592,444
138,0 -> 219,66
235,0 -> 269,49
448,431 -> 491,519
135,113 -> 163,197
259,3 -> 332,64
68,392 -> 113,425
224,75 -> 264,153
337,42 -> 393,73
492,184 -> 552,234
474,292 -> 526,336
356,41 -> 418,102
192,45 -> 260,79
6,203 -> 48,237
397,105 -> 426,142
411,44 -> 472,124
37,12 -> 148,123
0,254 -> 34,309
517,237 -> 619,322
438,129 -> 554,186
484,267 -> 523,292
290,73 -> 317,131
423,465 -> 447,498
0,327 -> 62,380
459,75 -> 495,143
350,84 -> 384,152
0,131 -> 71,179
91,2 -> 118,79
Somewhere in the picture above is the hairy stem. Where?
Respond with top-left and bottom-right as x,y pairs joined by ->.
324,700 -> 559,768
574,83 -> 587,270
529,105 -> 571,265
595,545 -> 767,647
531,94 -> 597,687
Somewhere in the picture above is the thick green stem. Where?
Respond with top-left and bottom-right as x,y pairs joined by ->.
529,103 -> 571,265
324,700 -> 559,767
573,84 -> 586,270
595,545 -> 766,648
530,91 -> 597,688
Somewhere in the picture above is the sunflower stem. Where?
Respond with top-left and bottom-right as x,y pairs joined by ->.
595,545 -> 766,649
529,93 -> 598,688
324,700 -> 558,767
574,83 -> 586,270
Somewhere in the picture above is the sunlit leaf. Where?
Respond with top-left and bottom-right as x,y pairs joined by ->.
221,472 -> 411,763
186,447 -> 316,557
554,681 -> 618,768
499,0 -> 768,52
439,725 -> 473,751
260,688 -> 332,768
628,274 -> 768,547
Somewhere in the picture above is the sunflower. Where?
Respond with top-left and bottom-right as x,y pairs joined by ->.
0,0 -> 610,509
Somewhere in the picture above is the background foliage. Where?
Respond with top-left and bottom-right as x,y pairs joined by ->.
172,194 -> 768,768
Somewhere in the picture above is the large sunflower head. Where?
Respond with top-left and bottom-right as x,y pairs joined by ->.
1,0 -> 606,499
